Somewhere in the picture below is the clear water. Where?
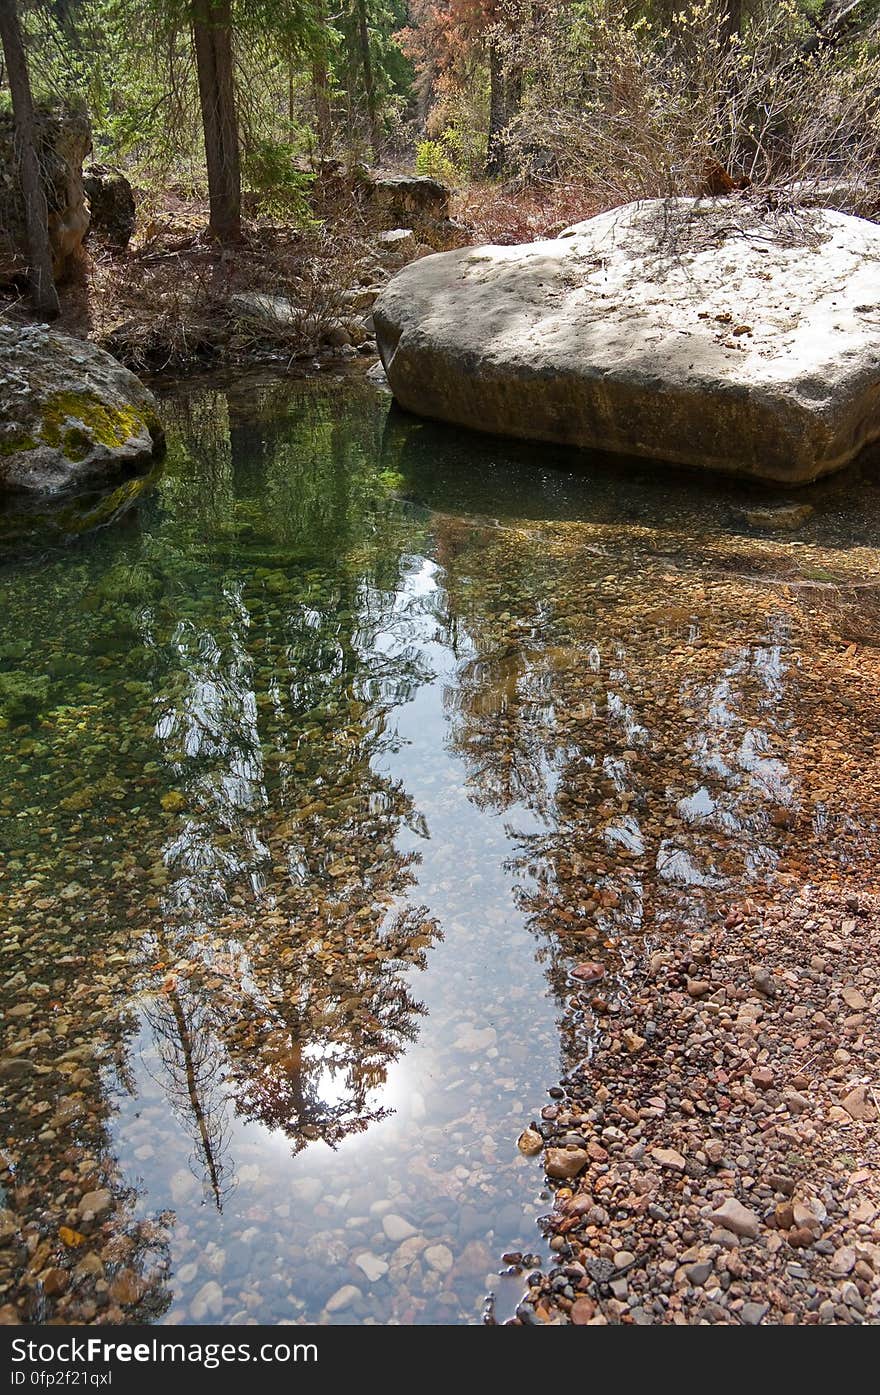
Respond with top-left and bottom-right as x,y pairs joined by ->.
2,371 -> 879,1325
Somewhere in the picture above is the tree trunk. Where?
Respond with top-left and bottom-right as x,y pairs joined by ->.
311,4 -> 332,154
415,64 -> 434,132
355,0 -> 379,159
192,0 -> 241,243
505,60 -> 522,122
0,0 -> 59,317
312,60 -> 332,152
164,981 -> 225,1209
804,0 -> 868,56
486,41 -> 506,175
720,0 -> 743,43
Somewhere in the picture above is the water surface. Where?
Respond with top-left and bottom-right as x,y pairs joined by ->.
1,373 -> 878,1324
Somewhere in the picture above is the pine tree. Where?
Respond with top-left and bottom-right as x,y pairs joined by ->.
191,0 -> 241,242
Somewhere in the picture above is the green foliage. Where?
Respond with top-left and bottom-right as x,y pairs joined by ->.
434,116 -> 487,179
22,0 -> 198,167
14,0 -> 415,201
10,0 -> 880,220
242,137 -> 316,223
415,137 -> 457,182
416,117 -> 487,182
334,0 -> 415,125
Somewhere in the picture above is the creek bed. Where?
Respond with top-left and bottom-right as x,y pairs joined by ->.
1,372 -> 878,1324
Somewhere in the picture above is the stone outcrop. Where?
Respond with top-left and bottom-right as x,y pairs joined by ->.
313,160 -> 465,249
374,198 -> 880,485
368,173 -> 466,250
0,323 -> 164,494
368,173 -> 449,223
83,164 -> 136,248
0,108 -> 91,283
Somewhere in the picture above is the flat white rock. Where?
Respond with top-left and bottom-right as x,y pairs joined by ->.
189,1279 -> 223,1320
355,1252 -> 389,1282
424,1243 -> 454,1274
324,1283 -> 362,1312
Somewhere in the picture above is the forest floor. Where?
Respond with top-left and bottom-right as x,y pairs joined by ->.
0,190 -> 414,373
52,207 -> 389,375
518,879 -> 880,1326
3,177 -> 603,377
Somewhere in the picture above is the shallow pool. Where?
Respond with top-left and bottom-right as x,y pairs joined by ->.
1,372 -> 878,1324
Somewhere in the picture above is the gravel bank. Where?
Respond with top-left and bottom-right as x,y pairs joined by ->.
514,882 -> 880,1325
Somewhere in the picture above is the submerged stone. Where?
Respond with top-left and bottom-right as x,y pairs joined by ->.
0,670 -> 49,724
374,198 -> 880,484
741,502 -> 814,530
324,1283 -> 361,1312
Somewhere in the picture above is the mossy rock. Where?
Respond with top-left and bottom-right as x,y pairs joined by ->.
0,671 -> 50,723
0,323 -> 164,496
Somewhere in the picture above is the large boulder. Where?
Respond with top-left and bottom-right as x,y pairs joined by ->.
368,173 -> 450,223
373,198 -> 880,485
0,324 -> 164,494
0,108 -> 91,283
367,174 -> 466,250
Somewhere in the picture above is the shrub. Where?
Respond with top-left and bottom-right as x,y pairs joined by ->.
501,0 -> 880,216
415,138 -> 458,185
242,137 -> 316,225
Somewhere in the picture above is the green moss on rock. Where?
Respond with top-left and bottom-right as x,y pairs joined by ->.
0,670 -> 49,723
38,390 -> 159,459
0,431 -> 37,457
62,426 -> 92,461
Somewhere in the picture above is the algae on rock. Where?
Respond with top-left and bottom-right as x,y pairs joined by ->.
0,324 -> 164,495
0,671 -> 49,724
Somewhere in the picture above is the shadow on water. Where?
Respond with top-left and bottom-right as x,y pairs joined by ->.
382,401 -> 880,552
0,459 -> 165,561
1,373 -> 879,1324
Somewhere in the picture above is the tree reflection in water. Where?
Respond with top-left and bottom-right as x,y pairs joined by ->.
385,410 -> 878,1081
134,378 -> 439,1193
